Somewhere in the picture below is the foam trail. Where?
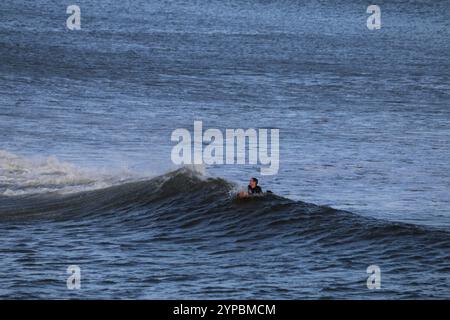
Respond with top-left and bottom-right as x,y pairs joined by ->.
0,150 -> 137,196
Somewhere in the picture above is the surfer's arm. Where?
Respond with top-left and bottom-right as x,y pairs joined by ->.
238,191 -> 249,198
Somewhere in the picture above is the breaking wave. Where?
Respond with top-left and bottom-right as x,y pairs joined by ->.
1,152 -> 450,299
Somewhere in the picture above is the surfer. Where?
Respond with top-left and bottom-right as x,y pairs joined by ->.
238,177 -> 262,197
248,177 -> 262,194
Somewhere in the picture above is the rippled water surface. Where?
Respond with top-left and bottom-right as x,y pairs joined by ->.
0,0 -> 449,298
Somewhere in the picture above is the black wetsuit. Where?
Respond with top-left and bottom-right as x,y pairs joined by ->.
248,185 -> 262,194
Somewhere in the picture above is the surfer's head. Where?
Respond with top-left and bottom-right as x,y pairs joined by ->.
249,177 -> 258,189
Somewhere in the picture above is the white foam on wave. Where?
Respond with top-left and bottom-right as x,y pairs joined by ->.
0,150 -> 140,196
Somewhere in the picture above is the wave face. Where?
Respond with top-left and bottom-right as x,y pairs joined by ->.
0,168 -> 449,299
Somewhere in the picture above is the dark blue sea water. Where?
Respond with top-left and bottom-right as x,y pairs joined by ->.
0,0 -> 449,299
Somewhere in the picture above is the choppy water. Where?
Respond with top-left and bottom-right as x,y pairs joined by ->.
0,0 -> 449,299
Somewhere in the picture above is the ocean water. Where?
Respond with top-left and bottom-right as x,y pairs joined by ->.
0,0 -> 449,299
